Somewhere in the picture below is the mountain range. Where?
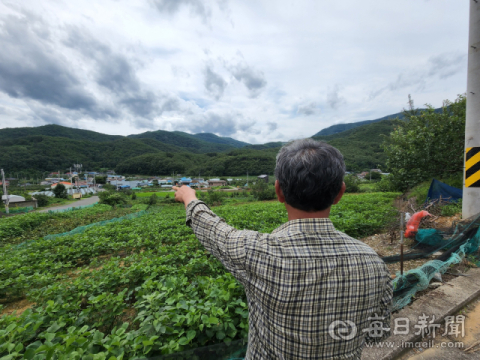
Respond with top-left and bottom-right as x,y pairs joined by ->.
0,109 -> 413,176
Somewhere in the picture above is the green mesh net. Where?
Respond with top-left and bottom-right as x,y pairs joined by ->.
43,210 -> 149,240
415,229 -> 444,246
392,213 -> 480,312
46,203 -> 99,213
1,206 -> 34,214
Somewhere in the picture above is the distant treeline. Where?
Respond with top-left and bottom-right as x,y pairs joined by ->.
0,120 -> 399,177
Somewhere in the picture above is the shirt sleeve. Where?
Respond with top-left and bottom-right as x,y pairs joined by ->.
185,199 -> 258,283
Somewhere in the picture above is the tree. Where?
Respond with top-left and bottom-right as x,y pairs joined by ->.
251,181 -> 276,201
369,172 -> 382,181
382,94 -> 466,191
53,183 -> 68,198
95,176 -> 107,184
99,191 -> 126,207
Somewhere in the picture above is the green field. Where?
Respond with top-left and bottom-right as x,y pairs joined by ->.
134,191 -> 174,198
0,192 -> 399,359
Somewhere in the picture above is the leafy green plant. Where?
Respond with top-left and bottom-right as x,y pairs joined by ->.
441,199 -> 462,217
0,192 -> 399,359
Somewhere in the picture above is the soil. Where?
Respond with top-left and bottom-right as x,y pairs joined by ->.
0,298 -> 35,317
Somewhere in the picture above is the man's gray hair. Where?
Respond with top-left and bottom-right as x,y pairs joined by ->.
274,138 -> 346,211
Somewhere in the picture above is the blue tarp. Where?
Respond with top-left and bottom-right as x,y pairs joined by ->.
426,178 -> 462,203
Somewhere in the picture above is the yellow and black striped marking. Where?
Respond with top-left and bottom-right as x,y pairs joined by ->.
466,147 -> 480,187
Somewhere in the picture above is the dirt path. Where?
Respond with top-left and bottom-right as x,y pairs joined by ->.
38,196 -> 100,213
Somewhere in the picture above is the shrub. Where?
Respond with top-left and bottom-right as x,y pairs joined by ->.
441,200 -> 462,216
146,194 -> 158,206
374,175 -> 398,193
99,191 -> 127,207
251,182 -> 276,201
204,189 -> 227,206
34,194 -> 50,207
344,175 -> 360,193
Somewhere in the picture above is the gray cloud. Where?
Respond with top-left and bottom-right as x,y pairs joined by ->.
266,121 -> 278,131
203,65 -> 227,100
427,53 -> 466,79
228,62 -> 267,98
297,102 -> 318,116
149,0 -> 211,23
327,85 -> 346,109
172,111 -> 255,136
0,12 -> 99,114
370,52 -> 466,100
64,27 -> 176,119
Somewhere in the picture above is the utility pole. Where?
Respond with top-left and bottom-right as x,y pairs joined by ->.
463,0 -> 480,219
247,171 -> 249,186
1,169 -> 9,214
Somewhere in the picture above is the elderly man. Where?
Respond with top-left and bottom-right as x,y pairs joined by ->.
173,139 -> 392,360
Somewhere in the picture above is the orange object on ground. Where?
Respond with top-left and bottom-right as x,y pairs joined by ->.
404,210 -> 431,238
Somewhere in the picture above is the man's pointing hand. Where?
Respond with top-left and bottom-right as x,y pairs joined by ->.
172,185 -> 198,208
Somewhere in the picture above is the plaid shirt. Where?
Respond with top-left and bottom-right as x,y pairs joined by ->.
186,200 -> 392,360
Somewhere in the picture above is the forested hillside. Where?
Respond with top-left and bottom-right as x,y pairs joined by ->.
127,130 -> 245,153
0,114 -> 404,176
313,119 -> 398,171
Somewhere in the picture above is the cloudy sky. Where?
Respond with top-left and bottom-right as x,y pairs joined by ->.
0,1 -> 469,143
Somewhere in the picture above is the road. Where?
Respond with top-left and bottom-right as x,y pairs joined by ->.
38,196 -> 100,213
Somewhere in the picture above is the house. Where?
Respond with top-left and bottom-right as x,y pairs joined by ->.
51,182 -> 74,189
2,195 -> 38,208
0,181 -> 9,187
208,179 -> 227,187
2,195 -> 25,203
180,177 -> 192,185
257,175 -> 269,183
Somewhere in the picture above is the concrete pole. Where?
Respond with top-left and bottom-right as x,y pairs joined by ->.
463,0 -> 480,219
1,169 -> 9,214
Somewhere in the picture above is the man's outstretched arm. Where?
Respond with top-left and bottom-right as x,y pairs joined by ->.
172,186 -> 255,282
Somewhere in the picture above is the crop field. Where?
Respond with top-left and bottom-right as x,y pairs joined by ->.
0,192 -> 399,359
134,192 -> 173,198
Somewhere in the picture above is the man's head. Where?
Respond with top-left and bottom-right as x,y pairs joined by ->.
274,139 -> 346,212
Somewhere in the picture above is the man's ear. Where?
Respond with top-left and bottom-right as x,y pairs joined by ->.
332,182 -> 346,205
275,180 -> 285,203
